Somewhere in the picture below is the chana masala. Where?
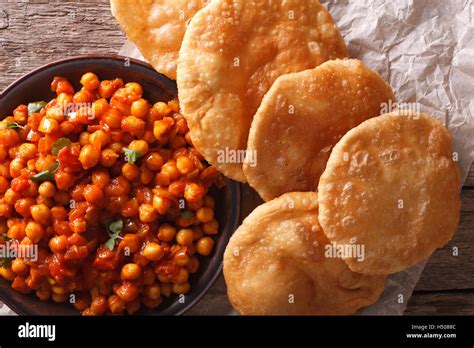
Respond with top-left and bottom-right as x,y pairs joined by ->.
0,73 -> 223,315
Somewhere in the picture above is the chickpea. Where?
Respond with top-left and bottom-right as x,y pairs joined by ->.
196,207 -> 214,223
73,89 -> 95,104
15,198 -> 35,217
142,297 -> 162,309
108,294 -> 126,314
4,188 -> 21,205
125,82 -> 143,97
196,237 -> 214,256
45,106 -> 65,122
138,204 -> 157,223
52,78 -> 74,95
30,204 -> 51,225
18,143 -> 37,161
25,221 -> 44,244
11,259 -> 28,275
36,289 -> 51,301
153,102 -> 171,117
78,144 -> 100,170
89,130 -> 111,149
100,149 -> 119,167
203,218 -> 219,235
119,234 -> 140,253
176,229 -> 194,246
172,268 -> 188,285
0,128 -> 20,147
128,140 -> 149,154
153,117 -> 174,139
81,132 -> 93,147
143,242 -> 164,262
50,206 -> 68,220
184,182 -> 205,203
146,152 -> 164,171
140,166 -> 153,185
168,181 -> 185,197
203,195 -> 215,209
54,171 -> 75,190
83,184 -> 104,205
56,93 -> 73,109
116,282 -> 140,303
52,293 -> 68,303
174,251 -> 190,267
80,72 -> 100,91
122,163 -> 140,181
175,156 -> 194,174
90,296 -> 107,315
13,105 -> 28,124
168,100 -> 179,113
98,79 -> 122,99
121,198 -> 139,218
142,268 -> 156,285
0,146 -> 7,162
161,160 -> 180,181
38,117 -> 59,134
131,98 -> 150,119
105,176 -> 130,196
152,195 -> 171,215
103,108 -> 123,129
91,169 -> 110,189
0,267 -> 16,281
121,116 -> 145,136
92,98 -> 109,118
0,177 -> 9,193
121,263 -> 142,281
143,284 -> 161,300
49,235 -> 69,253
172,282 -> 190,295
0,203 -> 12,217
157,224 -> 176,242
9,158 -> 24,178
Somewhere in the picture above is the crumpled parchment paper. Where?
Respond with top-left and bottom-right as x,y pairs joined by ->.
1,0 -> 472,316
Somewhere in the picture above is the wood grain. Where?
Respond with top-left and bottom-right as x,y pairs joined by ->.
0,0 -> 472,315
406,290 -> 474,315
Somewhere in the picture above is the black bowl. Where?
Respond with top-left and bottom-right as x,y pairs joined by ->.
0,54 -> 241,315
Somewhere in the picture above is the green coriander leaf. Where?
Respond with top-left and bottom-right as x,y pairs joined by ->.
51,138 -> 72,156
31,170 -> 54,182
31,160 -> 60,182
0,257 -> 13,269
28,101 -> 47,115
6,122 -> 25,130
105,219 -> 123,250
49,159 -> 60,174
123,147 -> 143,164
1,234 -> 12,242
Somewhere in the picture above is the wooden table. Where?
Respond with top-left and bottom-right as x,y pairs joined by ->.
0,0 -> 472,315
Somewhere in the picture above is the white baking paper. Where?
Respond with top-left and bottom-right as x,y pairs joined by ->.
1,0 -> 472,316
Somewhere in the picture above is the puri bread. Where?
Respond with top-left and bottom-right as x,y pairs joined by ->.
110,0 -> 208,80
318,112 -> 461,275
223,192 -> 386,315
244,59 -> 395,201
177,0 -> 348,182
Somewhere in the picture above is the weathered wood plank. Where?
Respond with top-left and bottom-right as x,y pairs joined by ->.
0,0 -> 473,314
414,190 -> 474,291
405,290 -> 474,315
0,0 -> 126,91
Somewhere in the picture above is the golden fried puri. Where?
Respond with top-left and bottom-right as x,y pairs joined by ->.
244,59 -> 395,201
110,0 -> 209,79
177,0 -> 348,182
318,112 -> 461,275
223,192 -> 386,315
